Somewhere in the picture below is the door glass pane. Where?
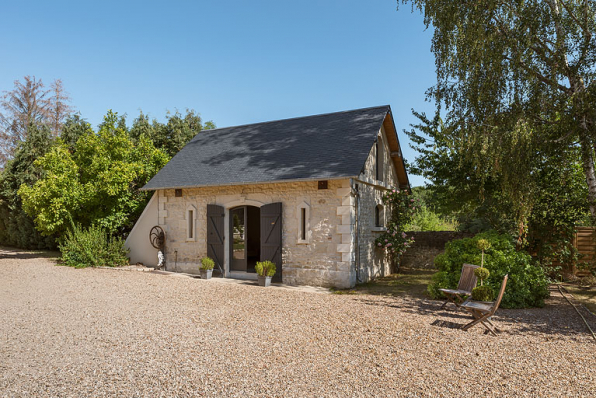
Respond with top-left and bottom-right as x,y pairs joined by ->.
231,207 -> 245,260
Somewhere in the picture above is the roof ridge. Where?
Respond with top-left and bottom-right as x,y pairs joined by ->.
197,105 -> 390,134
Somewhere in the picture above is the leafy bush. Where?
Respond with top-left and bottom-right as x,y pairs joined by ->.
472,286 -> 494,301
60,223 -> 129,268
474,267 -> 490,282
255,261 -> 276,277
200,257 -> 215,270
428,231 -> 550,308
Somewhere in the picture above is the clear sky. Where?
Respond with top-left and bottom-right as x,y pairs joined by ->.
0,0 -> 435,186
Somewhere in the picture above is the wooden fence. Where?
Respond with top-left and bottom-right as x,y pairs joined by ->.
572,227 -> 596,275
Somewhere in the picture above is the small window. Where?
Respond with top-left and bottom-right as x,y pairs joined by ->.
188,210 -> 194,239
297,202 -> 310,243
375,205 -> 384,227
186,205 -> 196,241
301,208 -> 306,240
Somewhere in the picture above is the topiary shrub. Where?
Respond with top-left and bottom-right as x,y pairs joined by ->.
472,286 -> 494,301
474,267 -> 490,283
60,223 -> 129,268
200,257 -> 215,270
427,231 -> 550,308
255,260 -> 276,277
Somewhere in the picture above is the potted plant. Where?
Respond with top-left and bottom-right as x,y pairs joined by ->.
199,257 -> 215,279
255,260 -> 276,287
472,239 -> 493,301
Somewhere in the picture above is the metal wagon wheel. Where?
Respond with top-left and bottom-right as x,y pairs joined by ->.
149,226 -> 165,250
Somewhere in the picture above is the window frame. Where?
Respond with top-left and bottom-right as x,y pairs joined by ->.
375,204 -> 384,228
186,204 -> 197,241
297,201 -> 311,244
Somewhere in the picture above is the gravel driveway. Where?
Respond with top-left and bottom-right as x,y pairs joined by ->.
1,248 -> 595,397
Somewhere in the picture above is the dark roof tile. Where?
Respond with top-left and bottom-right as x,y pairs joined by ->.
142,105 -> 391,190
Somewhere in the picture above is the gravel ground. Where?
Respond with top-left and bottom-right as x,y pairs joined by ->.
1,248 -> 596,397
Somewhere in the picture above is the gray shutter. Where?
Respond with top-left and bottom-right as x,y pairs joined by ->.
207,204 -> 225,275
261,202 -> 282,283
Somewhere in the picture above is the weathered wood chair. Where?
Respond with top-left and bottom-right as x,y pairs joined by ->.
460,274 -> 508,336
439,263 -> 480,309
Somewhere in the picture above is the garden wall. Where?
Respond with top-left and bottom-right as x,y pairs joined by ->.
400,231 -> 473,269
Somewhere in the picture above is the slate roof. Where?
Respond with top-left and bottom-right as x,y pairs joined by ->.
142,105 -> 394,190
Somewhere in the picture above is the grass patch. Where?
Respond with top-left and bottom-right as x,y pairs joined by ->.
331,268 -> 434,299
562,284 -> 596,314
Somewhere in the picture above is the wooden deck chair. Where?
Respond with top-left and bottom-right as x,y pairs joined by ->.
439,263 -> 480,309
460,274 -> 508,336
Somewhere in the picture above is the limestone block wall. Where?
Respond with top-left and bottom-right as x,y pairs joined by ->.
354,126 -> 400,283
155,179 -> 356,288
356,181 -> 392,282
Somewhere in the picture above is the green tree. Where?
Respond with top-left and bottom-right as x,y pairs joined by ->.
399,0 -> 596,219
130,109 -> 215,157
403,186 -> 458,231
407,111 -> 590,268
61,114 -> 93,152
0,123 -> 56,249
19,110 -> 169,238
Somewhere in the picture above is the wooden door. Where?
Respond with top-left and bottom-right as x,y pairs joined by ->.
207,204 -> 225,275
260,202 -> 282,283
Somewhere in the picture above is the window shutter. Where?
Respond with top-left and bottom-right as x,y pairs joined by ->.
207,204 -> 225,275
260,202 -> 283,283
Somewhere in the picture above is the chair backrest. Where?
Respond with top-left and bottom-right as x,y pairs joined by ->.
458,263 -> 480,293
489,274 -> 509,315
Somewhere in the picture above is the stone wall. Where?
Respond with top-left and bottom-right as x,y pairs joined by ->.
155,179 -> 356,288
354,125 -> 400,283
400,231 -> 473,269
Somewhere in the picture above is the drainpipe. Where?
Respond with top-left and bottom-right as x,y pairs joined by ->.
350,179 -> 362,284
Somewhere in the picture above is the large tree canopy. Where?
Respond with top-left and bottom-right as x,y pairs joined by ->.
400,0 -> 596,219
19,111 -> 169,238
0,123 -> 56,249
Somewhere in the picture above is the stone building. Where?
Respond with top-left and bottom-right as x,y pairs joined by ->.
125,105 -> 410,288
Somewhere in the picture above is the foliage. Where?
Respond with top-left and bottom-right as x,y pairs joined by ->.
407,110 -> 590,269
255,260 -> 276,277
19,110 -> 169,238
477,238 -> 491,268
399,0 -> 596,219
0,123 -> 56,249
375,189 -> 418,257
60,114 -> 93,152
200,257 -> 215,270
130,109 -> 215,157
404,186 -> 457,231
59,223 -> 129,268
0,76 -> 72,166
404,205 -> 457,231
477,239 -> 491,252
428,231 -> 550,308
474,267 -> 490,284
471,286 -> 494,302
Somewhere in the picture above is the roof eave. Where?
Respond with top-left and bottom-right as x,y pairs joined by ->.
140,175 -> 358,191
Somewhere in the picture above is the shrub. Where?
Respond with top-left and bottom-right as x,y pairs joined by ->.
255,260 -> 276,277
474,267 -> 490,283
472,286 -> 494,301
427,231 -> 550,308
200,257 -> 215,270
60,224 -> 129,268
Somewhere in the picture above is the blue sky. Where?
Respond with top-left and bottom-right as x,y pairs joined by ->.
0,0 -> 435,186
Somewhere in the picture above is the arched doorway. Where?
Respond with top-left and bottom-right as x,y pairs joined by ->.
229,205 -> 261,273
